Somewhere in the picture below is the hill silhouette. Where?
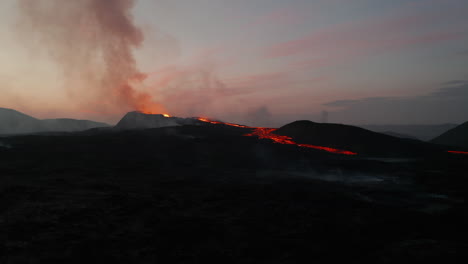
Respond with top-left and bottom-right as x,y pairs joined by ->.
0,108 -> 44,134
431,121 -> 468,148
274,120 -> 440,157
0,108 -> 109,134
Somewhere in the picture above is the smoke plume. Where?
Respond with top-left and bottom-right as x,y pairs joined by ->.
17,0 -> 164,117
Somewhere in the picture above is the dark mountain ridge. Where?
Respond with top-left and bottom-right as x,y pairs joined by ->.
432,121 -> 468,148
275,120 -> 442,157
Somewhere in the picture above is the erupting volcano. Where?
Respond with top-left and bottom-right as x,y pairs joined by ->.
197,118 -> 358,155
106,112 -> 468,157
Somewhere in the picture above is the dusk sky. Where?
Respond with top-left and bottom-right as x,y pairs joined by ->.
1,0 -> 467,126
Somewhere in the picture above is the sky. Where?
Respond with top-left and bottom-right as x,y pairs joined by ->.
0,0 -> 467,126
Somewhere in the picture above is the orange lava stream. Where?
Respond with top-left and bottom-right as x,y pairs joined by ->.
197,118 -> 250,128
245,127 -> 357,155
448,151 -> 468,155
197,118 -> 357,155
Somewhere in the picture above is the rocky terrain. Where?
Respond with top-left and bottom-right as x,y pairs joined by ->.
1,112 -> 468,263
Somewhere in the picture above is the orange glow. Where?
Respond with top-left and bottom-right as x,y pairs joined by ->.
197,117 -> 357,155
448,151 -> 468,155
137,110 -> 171,118
139,110 -> 154,114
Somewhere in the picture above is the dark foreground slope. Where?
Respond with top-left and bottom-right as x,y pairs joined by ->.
0,108 -> 109,135
275,120 -> 442,157
1,125 -> 468,263
432,121 -> 468,148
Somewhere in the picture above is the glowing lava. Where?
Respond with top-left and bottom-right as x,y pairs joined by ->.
137,110 -> 171,118
197,118 -> 250,128
448,151 -> 468,155
197,118 -> 357,155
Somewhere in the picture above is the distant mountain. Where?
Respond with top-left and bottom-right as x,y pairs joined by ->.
0,108 -> 45,134
380,131 -> 418,140
42,118 -> 110,132
275,120 -> 440,157
361,124 -> 458,141
431,121 -> 468,148
0,108 -> 109,135
114,111 -> 199,130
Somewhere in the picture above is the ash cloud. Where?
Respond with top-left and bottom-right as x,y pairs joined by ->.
17,0 -> 164,118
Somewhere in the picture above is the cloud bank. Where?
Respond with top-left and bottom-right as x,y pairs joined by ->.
325,81 -> 468,124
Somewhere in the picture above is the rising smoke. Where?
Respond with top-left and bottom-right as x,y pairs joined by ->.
14,0 -> 278,126
17,0 -> 164,117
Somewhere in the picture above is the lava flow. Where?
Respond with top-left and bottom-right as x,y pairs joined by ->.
448,151 -> 468,155
197,118 -> 357,155
197,118 -> 250,128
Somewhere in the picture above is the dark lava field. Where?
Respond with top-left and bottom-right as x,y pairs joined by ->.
1,124 -> 468,263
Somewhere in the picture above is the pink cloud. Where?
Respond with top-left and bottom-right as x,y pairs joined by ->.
246,7 -> 304,28
223,72 -> 290,88
144,60 -> 296,118
287,58 -> 330,71
263,9 -> 465,65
